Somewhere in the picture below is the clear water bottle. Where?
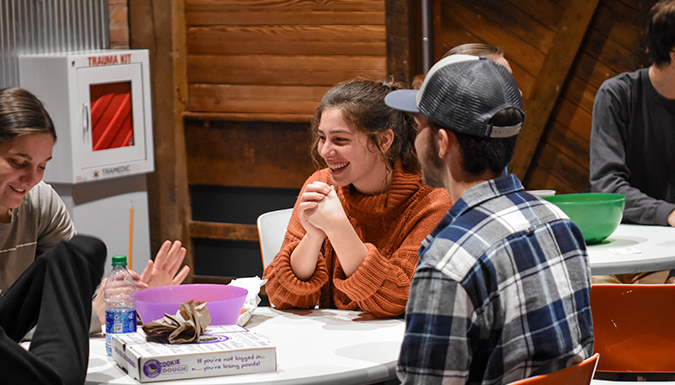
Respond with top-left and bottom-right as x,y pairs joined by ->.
104,255 -> 137,356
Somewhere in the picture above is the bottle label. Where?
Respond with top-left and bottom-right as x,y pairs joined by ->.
106,308 -> 137,334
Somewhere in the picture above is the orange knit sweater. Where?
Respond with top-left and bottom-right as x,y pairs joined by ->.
262,163 -> 452,318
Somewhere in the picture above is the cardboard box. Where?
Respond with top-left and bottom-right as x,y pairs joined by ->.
112,325 -> 276,382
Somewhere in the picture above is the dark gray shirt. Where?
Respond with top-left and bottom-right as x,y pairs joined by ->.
590,68 -> 675,225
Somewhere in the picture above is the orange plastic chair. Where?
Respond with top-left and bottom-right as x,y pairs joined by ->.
509,353 -> 599,384
591,284 -> 675,372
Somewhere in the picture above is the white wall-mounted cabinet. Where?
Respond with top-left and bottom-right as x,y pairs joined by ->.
19,49 -> 154,184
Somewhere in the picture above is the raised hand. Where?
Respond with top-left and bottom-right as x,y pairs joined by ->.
138,240 -> 190,289
94,240 -> 190,326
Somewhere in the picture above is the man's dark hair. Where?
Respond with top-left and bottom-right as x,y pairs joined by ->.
434,107 -> 522,176
647,0 -> 675,66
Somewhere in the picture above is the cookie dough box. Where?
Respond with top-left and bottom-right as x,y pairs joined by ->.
112,325 -> 277,382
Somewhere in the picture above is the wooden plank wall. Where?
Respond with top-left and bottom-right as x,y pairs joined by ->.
434,0 -> 655,193
184,0 -> 388,123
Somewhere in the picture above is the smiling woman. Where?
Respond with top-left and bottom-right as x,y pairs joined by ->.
0,88 -> 190,327
0,133 -> 54,222
262,79 -> 453,318
0,88 -> 74,295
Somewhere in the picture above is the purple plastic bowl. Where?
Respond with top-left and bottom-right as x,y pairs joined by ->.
136,284 -> 248,325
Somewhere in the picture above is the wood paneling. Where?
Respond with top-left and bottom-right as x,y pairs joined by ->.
188,25 -> 385,45
386,0 -> 424,84
187,12 -> 384,25
434,25 -> 536,99
185,119 -> 315,189
502,0 -> 566,29
184,111 -> 312,123
551,98 -> 593,142
189,221 -> 259,242
532,141 -> 589,191
508,0 -> 600,178
184,0 -> 388,121
188,40 -> 385,56
572,52 -> 617,89
462,0 -> 555,53
187,55 -> 386,86
545,120 -> 590,169
584,28 -> 642,73
440,0 -> 547,77
593,4 -> 642,54
563,75 -> 597,114
526,163 -> 577,194
185,0 -> 385,12
188,84 -> 328,116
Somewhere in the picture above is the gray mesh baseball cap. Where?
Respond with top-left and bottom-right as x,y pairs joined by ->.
385,54 -> 524,138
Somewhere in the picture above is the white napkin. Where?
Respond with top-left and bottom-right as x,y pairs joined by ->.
228,276 -> 267,326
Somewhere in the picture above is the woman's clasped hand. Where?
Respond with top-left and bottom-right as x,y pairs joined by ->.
297,181 -> 339,241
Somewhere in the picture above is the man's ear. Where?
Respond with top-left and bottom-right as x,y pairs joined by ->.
436,128 -> 451,159
378,129 -> 395,152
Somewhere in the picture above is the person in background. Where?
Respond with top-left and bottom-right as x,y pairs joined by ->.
386,55 -> 593,384
590,0 -> 675,284
1,235 -> 106,384
0,87 -> 190,332
443,43 -> 515,74
412,43 -> 518,90
262,79 -> 452,318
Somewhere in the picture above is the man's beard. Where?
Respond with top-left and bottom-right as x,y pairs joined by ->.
420,131 -> 445,189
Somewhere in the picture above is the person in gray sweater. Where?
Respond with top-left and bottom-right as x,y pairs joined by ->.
0,87 -> 190,330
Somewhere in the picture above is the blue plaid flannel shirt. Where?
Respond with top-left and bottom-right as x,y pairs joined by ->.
397,174 -> 594,385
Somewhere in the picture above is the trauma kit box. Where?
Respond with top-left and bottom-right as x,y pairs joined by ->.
111,325 -> 277,382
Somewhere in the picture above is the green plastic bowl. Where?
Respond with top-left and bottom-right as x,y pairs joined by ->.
542,193 -> 626,244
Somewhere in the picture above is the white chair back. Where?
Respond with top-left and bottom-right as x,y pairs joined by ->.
256,208 -> 293,269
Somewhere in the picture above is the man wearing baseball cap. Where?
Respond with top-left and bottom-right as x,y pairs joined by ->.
386,55 -> 594,384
